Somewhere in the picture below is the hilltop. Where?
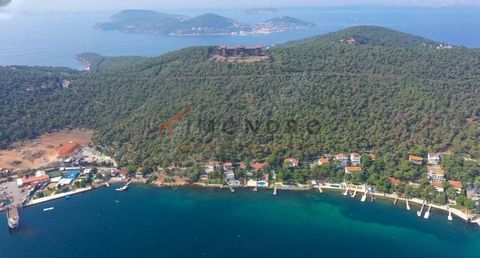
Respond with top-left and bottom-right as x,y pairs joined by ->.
1,26 -> 479,168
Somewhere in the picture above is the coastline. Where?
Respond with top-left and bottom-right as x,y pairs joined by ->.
17,178 -> 479,228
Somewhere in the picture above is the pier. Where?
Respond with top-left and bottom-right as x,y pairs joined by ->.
393,197 -> 398,205
406,199 -> 410,211
351,190 -> 357,198
115,181 -> 131,192
229,186 -> 235,193
417,202 -> 425,217
361,191 -> 367,202
424,205 -> 432,219
448,209 -> 453,221
273,186 -> 277,195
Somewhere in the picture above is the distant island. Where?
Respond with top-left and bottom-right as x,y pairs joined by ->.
95,9 -> 315,36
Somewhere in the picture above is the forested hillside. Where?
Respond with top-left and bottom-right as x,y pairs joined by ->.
1,26 -> 479,168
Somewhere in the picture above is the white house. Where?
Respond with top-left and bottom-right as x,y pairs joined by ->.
335,153 -> 349,167
428,165 -> 445,181
427,153 -> 441,165
350,152 -> 361,166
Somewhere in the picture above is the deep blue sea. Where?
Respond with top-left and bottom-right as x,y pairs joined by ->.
1,185 -> 479,258
0,7 -> 480,68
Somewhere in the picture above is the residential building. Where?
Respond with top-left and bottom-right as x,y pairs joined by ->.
284,158 -> 300,167
388,177 -> 401,186
350,152 -> 361,166
206,161 -> 222,173
335,153 -> 349,167
250,162 -> 267,171
466,185 -> 480,201
345,166 -> 363,174
223,162 -> 234,172
432,180 -> 445,192
448,180 -> 463,194
317,157 -> 329,166
428,165 -> 445,181
427,153 -> 441,165
409,155 -> 424,165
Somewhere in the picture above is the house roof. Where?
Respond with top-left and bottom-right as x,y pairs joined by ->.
318,157 -> 329,164
345,166 -> 363,173
22,175 -> 50,184
284,158 -> 299,165
448,180 -> 463,189
409,155 -> 424,161
208,161 -> 221,166
432,180 -> 444,188
250,162 -> 267,170
428,166 -> 445,175
336,153 -> 348,159
351,152 -> 361,157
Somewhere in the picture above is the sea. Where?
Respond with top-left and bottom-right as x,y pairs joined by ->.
2,7 -> 480,258
0,7 -> 480,69
1,185 -> 479,258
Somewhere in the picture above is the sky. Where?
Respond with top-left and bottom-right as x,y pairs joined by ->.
0,0 -> 479,13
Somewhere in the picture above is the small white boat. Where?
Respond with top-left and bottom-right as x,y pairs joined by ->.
43,207 -> 54,212
106,182 -> 110,187
361,192 -> 367,202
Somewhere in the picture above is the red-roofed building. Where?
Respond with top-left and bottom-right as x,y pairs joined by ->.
317,157 -> 329,166
21,175 -> 50,187
284,158 -> 300,167
448,180 -> 463,193
335,153 -> 349,167
250,162 -> 267,171
388,177 -> 401,186
432,180 -> 445,192
409,155 -> 424,165
206,161 -> 222,173
345,166 -> 363,174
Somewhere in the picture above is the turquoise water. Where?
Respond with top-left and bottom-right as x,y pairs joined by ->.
1,185 -> 479,258
1,7 -> 480,68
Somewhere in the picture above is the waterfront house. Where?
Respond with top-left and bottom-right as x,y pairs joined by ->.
345,166 -> 363,174
225,171 -> 235,181
409,155 -> 424,165
466,184 -> 480,201
350,152 -> 361,166
427,153 -> 441,165
206,161 -> 222,173
317,157 -> 329,166
432,180 -> 445,192
250,162 -> 267,171
448,180 -> 463,194
284,158 -> 300,167
428,165 -> 445,181
223,162 -> 234,172
335,153 -> 349,167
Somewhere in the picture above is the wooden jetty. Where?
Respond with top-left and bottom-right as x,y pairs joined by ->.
424,205 -> 432,219
406,199 -> 411,211
417,202 -> 425,217
273,186 -> 277,195
361,191 -> 368,202
351,190 -> 357,198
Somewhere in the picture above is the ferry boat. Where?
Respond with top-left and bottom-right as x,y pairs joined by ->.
6,205 -> 20,229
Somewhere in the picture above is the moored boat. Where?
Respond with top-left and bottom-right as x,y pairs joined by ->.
6,205 -> 20,229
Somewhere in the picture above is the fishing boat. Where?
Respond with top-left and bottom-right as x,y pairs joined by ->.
6,205 -> 20,229
43,207 -> 54,212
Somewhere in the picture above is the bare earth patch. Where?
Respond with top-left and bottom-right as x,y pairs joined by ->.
0,129 -> 93,172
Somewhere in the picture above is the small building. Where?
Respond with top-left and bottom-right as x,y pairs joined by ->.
225,171 -> 235,181
223,162 -> 234,172
432,180 -> 445,192
21,174 -> 50,187
409,155 -> 424,165
466,185 -> 480,201
350,152 -> 361,166
345,166 -> 363,174
284,158 -> 300,168
317,157 -> 329,166
335,153 -> 349,167
427,153 -> 441,165
250,162 -> 267,171
428,165 -> 445,181
200,174 -> 208,181
206,161 -> 222,173
369,153 -> 377,161
448,180 -> 463,194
